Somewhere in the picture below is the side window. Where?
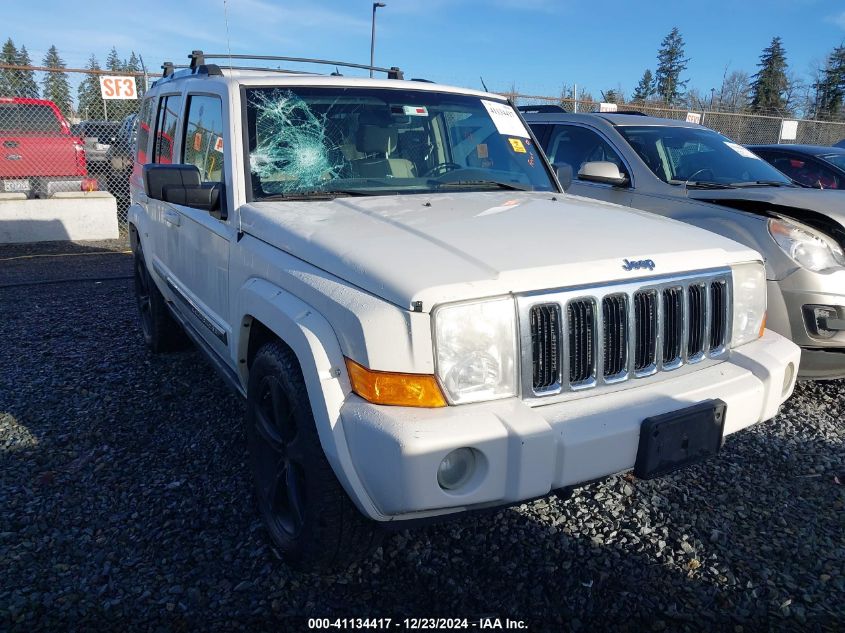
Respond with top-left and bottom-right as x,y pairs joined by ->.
136,98 -> 153,164
182,95 -> 225,182
153,95 -> 181,164
548,125 -> 626,176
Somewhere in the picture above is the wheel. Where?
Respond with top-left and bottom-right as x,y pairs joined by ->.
246,340 -> 382,570
132,239 -> 187,353
423,162 -> 462,177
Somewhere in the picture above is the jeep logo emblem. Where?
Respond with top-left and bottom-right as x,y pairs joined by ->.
622,258 -> 655,271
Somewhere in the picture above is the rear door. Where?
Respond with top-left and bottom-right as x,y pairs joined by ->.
544,123 -> 634,206
146,93 -> 184,289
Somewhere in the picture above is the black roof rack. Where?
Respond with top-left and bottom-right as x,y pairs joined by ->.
516,104 -> 567,113
188,50 -> 404,80
600,109 -> 647,116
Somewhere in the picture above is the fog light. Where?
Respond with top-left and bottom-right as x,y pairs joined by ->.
803,305 -> 841,339
783,362 -> 795,397
437,448 -> 476,490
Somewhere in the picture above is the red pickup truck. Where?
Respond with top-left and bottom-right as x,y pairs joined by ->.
0,97 -> 96,198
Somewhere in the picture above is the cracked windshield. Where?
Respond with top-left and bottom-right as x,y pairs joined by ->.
244,87 -> 555,200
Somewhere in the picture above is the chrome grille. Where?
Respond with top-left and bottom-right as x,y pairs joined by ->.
710,281 -> 728,350
568,299 -> 596,384
529,304 -> 561,391
602,295 -> 628,378
519,269 -> 732,402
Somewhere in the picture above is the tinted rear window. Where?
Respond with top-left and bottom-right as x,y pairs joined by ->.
0,104 -> 62,134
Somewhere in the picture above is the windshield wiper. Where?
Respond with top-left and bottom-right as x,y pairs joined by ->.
730,180 -> 796,188
670,180 -> 735,189
256,189 -> 374,201
436,179 -> 532,191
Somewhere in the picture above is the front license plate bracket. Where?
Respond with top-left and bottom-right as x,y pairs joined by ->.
634,399 -> 727,480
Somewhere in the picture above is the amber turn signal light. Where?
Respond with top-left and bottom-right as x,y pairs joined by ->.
759,313 -> 767,338
344,358 -> 447,408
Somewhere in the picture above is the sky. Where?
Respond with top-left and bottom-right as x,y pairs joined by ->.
3,0 -> 845,100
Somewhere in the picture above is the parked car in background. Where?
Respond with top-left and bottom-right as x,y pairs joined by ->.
0,96 -> 95,197
105,113 -> 138,208
71,120 -> 121,166
128,52 -> 800,570
748,144 -> 845,190
521,108 -> 845,378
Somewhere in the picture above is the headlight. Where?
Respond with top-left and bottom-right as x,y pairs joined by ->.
433,297 -> 517,404
768,217 -> 845,272
731,262 -> 767,347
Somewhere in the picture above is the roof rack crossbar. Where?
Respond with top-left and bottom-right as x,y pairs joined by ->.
172,63 -> 313,76
190,51 -> 404,79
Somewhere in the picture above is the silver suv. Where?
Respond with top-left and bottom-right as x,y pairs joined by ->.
522,109 -> 845,379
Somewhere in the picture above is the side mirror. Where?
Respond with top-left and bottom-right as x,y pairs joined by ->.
163,182 -> 226,219
143,164 -> 226,219
578,161 -> 629,186
553,162 -> 573,191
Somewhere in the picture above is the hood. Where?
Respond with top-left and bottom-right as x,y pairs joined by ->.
686,187 -> 845,229
240,191 -> 759,309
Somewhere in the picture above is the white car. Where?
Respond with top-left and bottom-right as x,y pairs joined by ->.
128,51 -> 800,570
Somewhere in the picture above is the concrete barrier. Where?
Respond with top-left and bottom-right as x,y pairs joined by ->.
0,192 -> 119,243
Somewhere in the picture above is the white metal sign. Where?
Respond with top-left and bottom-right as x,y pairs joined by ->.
99,75 -> 138,100
780,120 -> 798,141
685,112 -> 702,124
599,102 -> 618,113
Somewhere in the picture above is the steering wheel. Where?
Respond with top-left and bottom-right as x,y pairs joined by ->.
423,162 -> 462,178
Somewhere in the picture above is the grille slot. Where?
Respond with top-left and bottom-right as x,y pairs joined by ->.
529,304 -> 561,390
710,281 -> 727,350
634,291 -> 657,371
687,283 -> 706,357
568,299 -> 595,384
661,287 -> 684,364
602,294 -> 628,377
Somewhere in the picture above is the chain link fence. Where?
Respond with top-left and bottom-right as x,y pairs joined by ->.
0,64 -> 149,228
507,92 -> 845,146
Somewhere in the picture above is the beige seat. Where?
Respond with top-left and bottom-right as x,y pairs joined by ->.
351,125 -> 416,178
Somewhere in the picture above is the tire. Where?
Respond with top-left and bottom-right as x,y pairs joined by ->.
132,239 -> 187,353
246,340 -> 382,571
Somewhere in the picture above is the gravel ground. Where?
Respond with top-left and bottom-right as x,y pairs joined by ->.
1,242 -> 844,632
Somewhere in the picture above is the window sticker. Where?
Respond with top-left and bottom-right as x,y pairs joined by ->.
481,99 -> 530,138
402,105 -> 429,117
477,143 -> 489,159
193,132 -> 203,152
508,138 -> 527,153
214,136 -> 224,153
724,141 -> 759,160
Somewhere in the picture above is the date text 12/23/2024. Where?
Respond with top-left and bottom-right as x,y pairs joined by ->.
307,618 -> 529,630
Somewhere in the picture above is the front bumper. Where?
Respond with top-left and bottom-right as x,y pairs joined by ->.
766,268 -> 845,379
341,331 -> 800,521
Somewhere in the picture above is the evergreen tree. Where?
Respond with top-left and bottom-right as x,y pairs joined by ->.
126,51 -> 145,97
106,47 -> 123,72
0,38 -> 18,97
15,46 -> 39,98
812,46 -> 845,119
601,88 -> 622,104
41,45 -> 72,117
749,37 -> 789,114
632,69 -> 655,102
77,54 -> 105,120
654,27 -> 689,105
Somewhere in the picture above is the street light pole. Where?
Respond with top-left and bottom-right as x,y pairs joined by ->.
370,2 -> 385,78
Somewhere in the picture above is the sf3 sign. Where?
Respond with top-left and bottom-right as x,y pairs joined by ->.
99,76 -> 138,100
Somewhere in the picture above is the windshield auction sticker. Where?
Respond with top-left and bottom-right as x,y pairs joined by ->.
508,138 -> 527,153
724,141 -> 759,159
482,100 -> 530,138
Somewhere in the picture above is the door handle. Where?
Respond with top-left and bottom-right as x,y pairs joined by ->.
163,209 -> 181,227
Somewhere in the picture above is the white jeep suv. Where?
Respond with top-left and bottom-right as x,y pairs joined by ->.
127,51 -> 800,570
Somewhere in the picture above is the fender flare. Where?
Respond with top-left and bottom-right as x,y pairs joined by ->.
236,277 -> 386,521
